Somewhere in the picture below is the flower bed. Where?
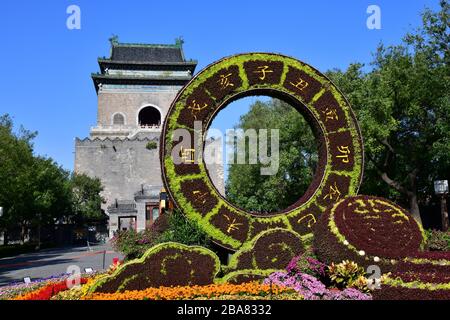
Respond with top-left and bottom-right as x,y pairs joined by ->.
82,282 -> 293,300
0,272 -> 92,300
314,195 -> 426,269
14,278 -> 89,300
264,271 -> 371,300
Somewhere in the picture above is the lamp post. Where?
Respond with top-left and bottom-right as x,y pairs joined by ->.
434,180 -> 449,232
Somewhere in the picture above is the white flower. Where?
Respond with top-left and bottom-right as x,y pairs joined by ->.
358,250 -> 365,256
374,256 -> 380,262
343,240 -> 349,246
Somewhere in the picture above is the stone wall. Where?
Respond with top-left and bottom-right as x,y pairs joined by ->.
74,134 -> 162,212
97,88 -> 181,127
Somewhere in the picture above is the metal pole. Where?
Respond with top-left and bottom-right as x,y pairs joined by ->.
102,250 -> 106,270
441,195 -> 449,232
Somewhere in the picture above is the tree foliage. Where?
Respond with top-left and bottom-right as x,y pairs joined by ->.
326,1 -> 449,223
0,114 -> 105,243
70,173 -> 105,222
225,99 -> 317,213
226,2 -> 449,223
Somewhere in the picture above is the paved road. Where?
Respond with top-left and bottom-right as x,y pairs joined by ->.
0,244 -> 124,286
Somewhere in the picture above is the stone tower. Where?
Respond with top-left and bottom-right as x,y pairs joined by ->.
75,38 -> 204,237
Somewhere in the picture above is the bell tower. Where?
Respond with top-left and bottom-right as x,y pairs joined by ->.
74,37 -> 197,237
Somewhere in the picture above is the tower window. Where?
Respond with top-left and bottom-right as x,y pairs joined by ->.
138,106 -> 161,127
113,113 -> 125,125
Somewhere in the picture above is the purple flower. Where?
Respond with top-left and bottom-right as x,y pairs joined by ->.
264,271 -> 371,300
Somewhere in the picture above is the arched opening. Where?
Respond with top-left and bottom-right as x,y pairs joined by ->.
138,106 -> 161,128
112,113 -> 125,125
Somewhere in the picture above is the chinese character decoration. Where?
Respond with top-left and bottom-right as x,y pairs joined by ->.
224,214 -> 243,233
253,66 -> 273,80
192,190 -> 208,205
297,213 -> 317,228
336,146 -> 351,163
322,107 -> 339,122
187,99 -> 208,120
217,73 -> 235,90
323,182 -> 342,202
180,146 -> 196,164
289,78 -> 309,91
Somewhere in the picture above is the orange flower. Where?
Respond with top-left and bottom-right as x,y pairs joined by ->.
83,282 -> 293,300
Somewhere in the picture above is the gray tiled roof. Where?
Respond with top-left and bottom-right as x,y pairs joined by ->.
107,200 -> 137,214
111,45 -> 184,63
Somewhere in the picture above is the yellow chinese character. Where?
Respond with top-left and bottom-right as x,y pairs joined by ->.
297,213 -> 317,228
253,66 -> 273,80
323,182 -> 341,201
192,190 -> 208,205
187,99 -> 208,120
322,107 -> 338,122
224,214 -> 243,233
289,78 -> 309,91
180,146 -> 196,164
188,99 -> 208,120
218,73 -> 235,90
336,146 -> 351,163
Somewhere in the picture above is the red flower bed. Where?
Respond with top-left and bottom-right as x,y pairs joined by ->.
314,195 -> 425,269
372,285 -> 450,300
390,261 -> 450,284
333,196 -> 423,259
15,278 -> 88,300
408,251 -> 450,260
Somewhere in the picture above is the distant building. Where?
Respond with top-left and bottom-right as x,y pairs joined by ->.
75,37 -> 224,238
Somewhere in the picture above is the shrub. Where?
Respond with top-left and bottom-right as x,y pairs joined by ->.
110,229 -> 158,260
145,141 -> 158,150
111,210 -> 212,260
327,260 -> 366,290
286,249 -> 327,280
425,230 -> 450,251
155,210 -> 212,248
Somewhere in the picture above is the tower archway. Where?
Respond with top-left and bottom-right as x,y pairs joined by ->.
138,106 -> 161,127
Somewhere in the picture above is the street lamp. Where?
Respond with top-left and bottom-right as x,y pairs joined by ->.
434,180 -> 449,231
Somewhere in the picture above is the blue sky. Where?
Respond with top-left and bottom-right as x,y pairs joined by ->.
0,0 -> 440,171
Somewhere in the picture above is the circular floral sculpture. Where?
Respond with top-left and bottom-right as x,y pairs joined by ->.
314,195 -> 426,268
161,53 -> 364,251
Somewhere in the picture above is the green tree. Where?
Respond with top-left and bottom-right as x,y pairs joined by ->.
326,1 -> 450,223
0,114 -> 36,243
30,156 -> 72,247
70,173 -> 105,223
225,99 -> 317,213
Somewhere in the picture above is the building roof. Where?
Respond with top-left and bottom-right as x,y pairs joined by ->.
111,44 -> 184,63
92,36 -> 197,92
